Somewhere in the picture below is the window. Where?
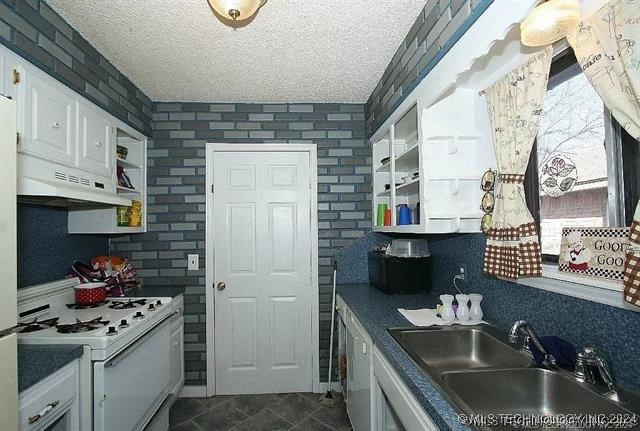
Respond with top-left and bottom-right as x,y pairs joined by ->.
525,48 -> 640,262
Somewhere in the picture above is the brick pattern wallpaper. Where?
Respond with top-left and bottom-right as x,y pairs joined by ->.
0,0 -> 153,135
110,102 -> 371,386
365,0 -> 493,137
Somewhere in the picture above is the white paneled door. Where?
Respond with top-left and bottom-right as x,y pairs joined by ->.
212,150 -> 314,394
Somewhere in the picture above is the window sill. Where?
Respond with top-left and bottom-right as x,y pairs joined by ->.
517,264 -> 639,312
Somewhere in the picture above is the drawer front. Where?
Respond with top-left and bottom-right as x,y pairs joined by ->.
19,361 -> 77,431
77,101 -> 112,178
22,68 -> 76,166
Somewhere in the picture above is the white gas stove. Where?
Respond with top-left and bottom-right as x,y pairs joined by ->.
17,278 -> 182,431
18,291 -> 174,360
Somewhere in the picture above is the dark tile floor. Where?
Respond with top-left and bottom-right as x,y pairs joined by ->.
169,392 -> 353,431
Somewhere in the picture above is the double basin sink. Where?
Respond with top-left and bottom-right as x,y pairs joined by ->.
388,326 -> 639,430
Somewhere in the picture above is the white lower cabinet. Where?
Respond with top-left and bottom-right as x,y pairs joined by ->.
19,359 -> 80,431
345,309 -> 373,431
169,302 -> 185,396
338,296 -> 438,431
372,347 -> 437,431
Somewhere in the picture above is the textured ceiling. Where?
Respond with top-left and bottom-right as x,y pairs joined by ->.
45,0 -> 429,103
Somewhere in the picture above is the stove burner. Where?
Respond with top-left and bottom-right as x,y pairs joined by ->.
17,317 -> 59,333
56,317 -> 110,334
66,301 -> 109,310
109,299 -> 147,310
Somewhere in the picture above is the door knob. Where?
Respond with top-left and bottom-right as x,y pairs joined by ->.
216,282 -> 226,292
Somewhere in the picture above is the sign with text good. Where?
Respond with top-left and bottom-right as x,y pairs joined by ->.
558,227 -> 630,281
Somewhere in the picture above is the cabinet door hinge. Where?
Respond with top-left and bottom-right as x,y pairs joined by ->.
211,184 -> 214,194
12,69 -> 20,84
16,132 -> 20,146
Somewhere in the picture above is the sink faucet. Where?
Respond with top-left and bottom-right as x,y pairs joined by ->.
574,347 -> 625,403
509,320 -> 557,368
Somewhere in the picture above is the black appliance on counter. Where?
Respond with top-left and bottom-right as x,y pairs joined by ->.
368,239 -> 432,294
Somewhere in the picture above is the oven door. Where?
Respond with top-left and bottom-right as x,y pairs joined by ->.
93,318 -> 171,431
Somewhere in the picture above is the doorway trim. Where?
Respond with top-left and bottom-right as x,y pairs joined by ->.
205,143 -> 319,396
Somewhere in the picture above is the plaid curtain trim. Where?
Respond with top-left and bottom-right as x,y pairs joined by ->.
484,222 -> 542,279
623,220 -> 640,306
498,174 -> 525,184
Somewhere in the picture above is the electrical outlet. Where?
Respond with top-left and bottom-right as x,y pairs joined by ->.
459,264 -> 467,281
188,254 -> 199,271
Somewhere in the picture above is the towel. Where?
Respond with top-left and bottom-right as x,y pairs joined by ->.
398,308 -> 484,326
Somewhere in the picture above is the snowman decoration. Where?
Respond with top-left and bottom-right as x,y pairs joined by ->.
564,231 -> 592,272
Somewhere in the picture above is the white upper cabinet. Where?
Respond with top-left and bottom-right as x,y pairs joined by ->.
21,66 -> 76,167
76,101 -> 113,178
371,89 -> 495,234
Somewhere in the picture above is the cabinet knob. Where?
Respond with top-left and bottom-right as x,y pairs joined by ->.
51,122 -> 60,129
95,141 -> 102,148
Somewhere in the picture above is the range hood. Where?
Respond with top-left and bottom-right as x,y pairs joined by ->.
18,176 -> 132,208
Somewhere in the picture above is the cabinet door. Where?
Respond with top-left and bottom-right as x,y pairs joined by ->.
0,51 -> 5,96
170,318 -> 184,395
346,314 -> 372,431
4,61 -> 26,144
77,102 -> 112,178
21,68 -> 76,166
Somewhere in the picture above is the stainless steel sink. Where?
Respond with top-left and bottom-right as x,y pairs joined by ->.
388,326 -> 640,430
389,326 -> 530,374
443,368 -> 632,415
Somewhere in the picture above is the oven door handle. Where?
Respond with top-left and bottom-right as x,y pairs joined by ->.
105,310 -> 180,368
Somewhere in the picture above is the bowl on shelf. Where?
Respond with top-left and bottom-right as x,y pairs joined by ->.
386,239 -> 431,257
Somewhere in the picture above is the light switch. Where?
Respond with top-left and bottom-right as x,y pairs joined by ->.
188,254 -> 199,271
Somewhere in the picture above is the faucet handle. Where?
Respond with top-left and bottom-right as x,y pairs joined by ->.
574,352 -> 595,384
579,347 -> 625,403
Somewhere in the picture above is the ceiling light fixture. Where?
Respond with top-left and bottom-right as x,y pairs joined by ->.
521,0 -> 580,47
208,0 -> 267,22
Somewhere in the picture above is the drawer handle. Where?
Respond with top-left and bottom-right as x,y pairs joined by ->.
95,141 -> 102,148
28,400 -> 60,424
51,122 -> 60,129
173,340 -> 180,347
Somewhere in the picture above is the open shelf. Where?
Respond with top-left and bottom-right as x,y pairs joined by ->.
395,143 -> 419,173
376,162 -> 391,173
395,178 -> 420,196
116,157 -> 142,169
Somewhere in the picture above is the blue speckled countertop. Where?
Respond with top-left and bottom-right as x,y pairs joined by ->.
121,286 -> 185,298
18,345 -> 84,393
337,283 -> 472,431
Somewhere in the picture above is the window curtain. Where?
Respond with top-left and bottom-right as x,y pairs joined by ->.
483,46 -> 553,280
567,1 -> 640,306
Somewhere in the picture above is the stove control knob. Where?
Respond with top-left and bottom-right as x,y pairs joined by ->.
156,299 -> 162,306
148,303 -> 155,311
119,319 -> 129,327
107,326 -> 117,336
134,311 -> 145,319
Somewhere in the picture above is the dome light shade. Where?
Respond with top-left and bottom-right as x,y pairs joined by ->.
521,0 -> 580,47
208,0 -> 264,21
